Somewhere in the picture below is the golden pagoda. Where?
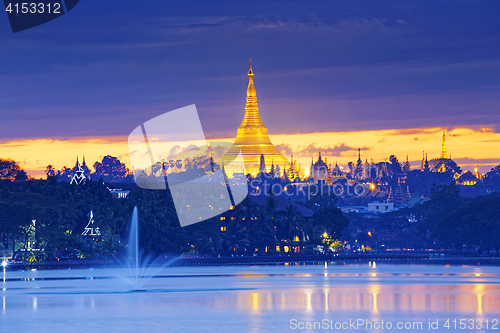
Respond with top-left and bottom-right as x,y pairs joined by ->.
221,62 -> 289,176
440,129 -> 448,159
437,129 -> 449,173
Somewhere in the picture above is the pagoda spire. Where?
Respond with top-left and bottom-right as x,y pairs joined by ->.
310,157 -> 314,178
259,154 -> 266,174
209,149 -> 215,172
236,60 -> 264,131
222,61 -> 288,176
403,155 -> 410,173
440,129 -> 448,159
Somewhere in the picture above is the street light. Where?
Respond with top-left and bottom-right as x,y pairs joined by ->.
322,232 -> 330,254
2,260 -> 7,284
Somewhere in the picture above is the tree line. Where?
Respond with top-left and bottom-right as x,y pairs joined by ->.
0,174 -> 350,261
344,183 -> 500,253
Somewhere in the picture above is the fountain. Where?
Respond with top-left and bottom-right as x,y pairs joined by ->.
119,207 -> 177,291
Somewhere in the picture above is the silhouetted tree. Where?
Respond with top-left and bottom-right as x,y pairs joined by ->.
389,155 -> 401,176
311,204 -> 350,242
484,165 -> 500,192
433,196 -> 500,252
414,182 -> 462,240
0,158 -> 27,181
93,155 -> 130,181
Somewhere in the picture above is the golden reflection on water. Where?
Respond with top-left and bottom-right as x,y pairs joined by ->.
323,288 -> 329,311
251,292 -> 259,311
232,284 -> 500,314
370,284 -> 380,313
475,284 -> 484,314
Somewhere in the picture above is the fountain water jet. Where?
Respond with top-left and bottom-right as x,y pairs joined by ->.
119,207 -> 177,291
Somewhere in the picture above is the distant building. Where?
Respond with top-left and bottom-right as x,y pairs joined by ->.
109,188 -> 130,199
82,211 -> 100,236
311,152 -> 328,185
368,201 -> 394,213
70,156 -> 89,185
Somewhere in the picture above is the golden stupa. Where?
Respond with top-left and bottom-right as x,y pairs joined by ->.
221,62 -> 289,176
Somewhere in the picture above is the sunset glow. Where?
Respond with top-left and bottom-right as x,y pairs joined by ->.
3,126 -> 499,178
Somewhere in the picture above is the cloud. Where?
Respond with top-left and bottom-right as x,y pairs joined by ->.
160,18 -> 229,30
276,142 -> 368,159
275,143 -> 293,156
168,145 -> 181,158
183,144 -> 201,151
393,128 -> 439,136
211,145 -> 229,159
1,1 -> 500,142
453,157 -> 500,165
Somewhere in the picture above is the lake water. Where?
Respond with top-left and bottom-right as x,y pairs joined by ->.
2,262 -> 500,332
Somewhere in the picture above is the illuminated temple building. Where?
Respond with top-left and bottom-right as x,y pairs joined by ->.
437,129 -> 449,172
221,63 -> 289,176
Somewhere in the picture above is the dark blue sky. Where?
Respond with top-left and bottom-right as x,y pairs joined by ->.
1,0 -> 499,141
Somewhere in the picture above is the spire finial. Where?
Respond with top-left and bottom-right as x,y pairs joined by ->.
246,61 -> 256,98
248,59 -> 254,77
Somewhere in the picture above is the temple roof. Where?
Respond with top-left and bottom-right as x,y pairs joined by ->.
313,152 -> 328,168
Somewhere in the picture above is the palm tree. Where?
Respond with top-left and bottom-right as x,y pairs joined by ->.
277,204 -> 304,253
221,219 -> 249,255
45,165 -> 56,177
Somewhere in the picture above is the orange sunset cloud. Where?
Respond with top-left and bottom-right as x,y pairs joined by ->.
1,127 -> 499,178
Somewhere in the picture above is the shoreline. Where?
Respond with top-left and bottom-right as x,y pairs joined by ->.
5,252 -> 500,270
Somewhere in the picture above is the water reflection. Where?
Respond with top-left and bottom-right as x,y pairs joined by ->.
369,284 -> 380,313
4,281 -> 500,314
224,284 -> 500,314
3,264 -> 500,333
